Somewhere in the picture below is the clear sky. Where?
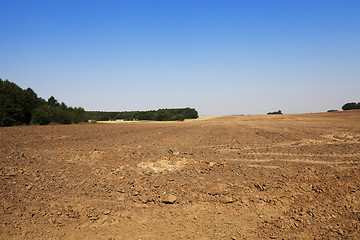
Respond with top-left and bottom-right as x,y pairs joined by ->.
1,0 -> 359,115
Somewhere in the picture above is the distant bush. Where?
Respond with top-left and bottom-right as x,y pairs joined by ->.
327,110 -> 338,112
342,102 -> 359,111
267,110 -> 283,115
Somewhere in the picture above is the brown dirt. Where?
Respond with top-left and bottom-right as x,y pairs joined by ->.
1,110 -> 360,239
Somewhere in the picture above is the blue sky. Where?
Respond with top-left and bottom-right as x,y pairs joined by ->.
1,0 -> 359,115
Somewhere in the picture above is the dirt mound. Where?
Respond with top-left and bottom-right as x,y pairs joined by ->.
1,112 -> 359,239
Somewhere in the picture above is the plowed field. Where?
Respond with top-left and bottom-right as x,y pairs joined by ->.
1,111 -> 360,239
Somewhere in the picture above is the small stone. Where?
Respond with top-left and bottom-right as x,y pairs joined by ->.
89,215 -> 99,221
139,195 -> 149,204
162,194 -> 177,204
221,196 -> 235,204
337,228 -> 344,235
254,184 -> 266,191
6,171 -> 17,177
209,162 -> 216,168
132,191 -> 139,196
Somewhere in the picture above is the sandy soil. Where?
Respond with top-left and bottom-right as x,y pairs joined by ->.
97,115 -> 218,124
1,110 -> 360,239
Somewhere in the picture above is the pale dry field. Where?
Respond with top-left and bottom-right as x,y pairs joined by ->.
97,115 -> 218,124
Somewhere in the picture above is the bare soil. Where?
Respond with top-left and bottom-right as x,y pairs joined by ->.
1,110 -> 360,239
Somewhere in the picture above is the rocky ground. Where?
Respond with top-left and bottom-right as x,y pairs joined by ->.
1,111 -> 359,239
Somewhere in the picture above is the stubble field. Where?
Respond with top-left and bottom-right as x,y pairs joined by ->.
1,111 -> 359,239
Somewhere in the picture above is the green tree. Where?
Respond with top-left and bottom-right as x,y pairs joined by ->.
23,88 -> 41,124
342,102 -> 357,110
0,79 -> 26,126
171,114 -> 185,121
0,78 -> 89,126
48,96 -> 59,107
267,110 -> 283,115
31,105 -> 53,125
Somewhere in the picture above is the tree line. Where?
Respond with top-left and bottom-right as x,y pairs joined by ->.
1,79 -> 199,126
87,108 -> 199,121
342,102 -> 360,111
0,79 -> 88,126
328,102 -> 360,112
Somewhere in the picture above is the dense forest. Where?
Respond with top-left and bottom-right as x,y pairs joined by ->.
1,79 -> 199,127
87,108 -> 199,121
0,79 -> 88,126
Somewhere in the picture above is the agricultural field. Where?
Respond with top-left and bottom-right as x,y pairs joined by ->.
1,110 -> 359,239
